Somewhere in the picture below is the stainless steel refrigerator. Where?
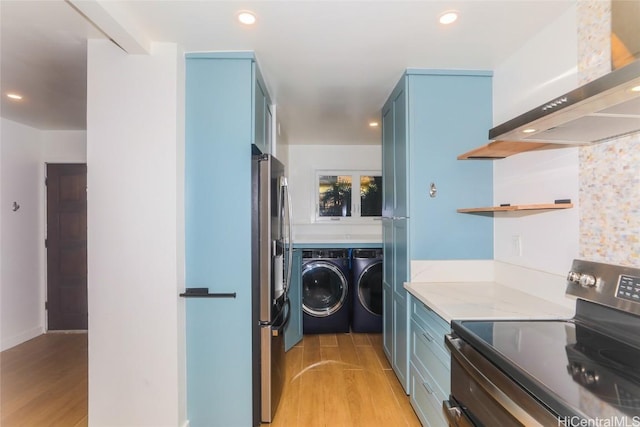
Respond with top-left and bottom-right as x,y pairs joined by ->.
251,153 -> 292,425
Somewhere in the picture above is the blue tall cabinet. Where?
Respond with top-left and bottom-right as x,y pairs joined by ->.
185,52 -> 272,426
381,69 -> 494,394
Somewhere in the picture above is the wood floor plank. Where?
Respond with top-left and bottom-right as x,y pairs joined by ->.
297,368 -> 326,427
369,333 -> 393,370
1,333 -> 88,427
385,370 -> 423,427
268,347 -> 303,427
351,332 -> 372,346
321,356 -> 352,425
269,333 -> 421,427
318,333 -> 338,347
336,333 -> 362,368
301,334 -> 322,370
354,341 -> 386,373
320,345 -> 343,369
285,345 -> 304,382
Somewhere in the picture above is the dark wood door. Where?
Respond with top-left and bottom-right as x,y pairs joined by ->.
46,164 -> 87,330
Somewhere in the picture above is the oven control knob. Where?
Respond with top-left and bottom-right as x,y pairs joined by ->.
567,362 -> 582,376
567,271 -> 581,283
582,370 -> 599,385
579,274 -> 597,288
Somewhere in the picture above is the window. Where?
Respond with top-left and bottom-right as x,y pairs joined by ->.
316,171 -> 382,221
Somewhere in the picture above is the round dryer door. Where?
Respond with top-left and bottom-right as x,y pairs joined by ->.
358,261 -> 383,315
302,261 -> 348,317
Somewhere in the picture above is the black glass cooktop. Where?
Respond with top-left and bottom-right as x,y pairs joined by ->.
452,318 -> 640,422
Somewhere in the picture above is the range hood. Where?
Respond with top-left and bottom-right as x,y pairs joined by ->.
490,59 -> 640,146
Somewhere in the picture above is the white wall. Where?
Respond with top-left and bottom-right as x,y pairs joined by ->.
0,119 -> 87,351
86,40 -> 186,426
492,4 -> 580,276
288,144 -> 382,243
493,4 -> 578,125
0,119 -> 45,350
43,130 -> 87,163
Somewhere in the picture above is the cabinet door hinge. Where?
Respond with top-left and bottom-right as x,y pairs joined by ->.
45,239 -> 48,248
45,301 -> 48,310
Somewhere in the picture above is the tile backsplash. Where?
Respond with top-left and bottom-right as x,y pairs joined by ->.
579,134 -> 640,267
577,0 -> 611,85
577,0 -> 640,267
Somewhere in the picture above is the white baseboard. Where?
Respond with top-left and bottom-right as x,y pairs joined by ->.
1,326 -> 45,351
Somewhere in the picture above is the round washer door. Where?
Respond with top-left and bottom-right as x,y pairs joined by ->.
357,261 -> 383,316
302,261 -> 348,317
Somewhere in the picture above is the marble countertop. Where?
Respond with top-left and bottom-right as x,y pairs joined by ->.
404,281 -> 575,324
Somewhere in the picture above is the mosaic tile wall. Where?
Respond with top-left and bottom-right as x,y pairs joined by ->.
578,0 -> 640,267
577,0 -> 611,84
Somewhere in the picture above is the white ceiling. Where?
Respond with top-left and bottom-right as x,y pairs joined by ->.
1,0 -> 575,144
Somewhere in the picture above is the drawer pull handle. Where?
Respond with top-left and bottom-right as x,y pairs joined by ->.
422,331 -> 434,342
422,380 -> 434,394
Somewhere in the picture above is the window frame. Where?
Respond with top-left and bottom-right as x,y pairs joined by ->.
314,169 -> 382,223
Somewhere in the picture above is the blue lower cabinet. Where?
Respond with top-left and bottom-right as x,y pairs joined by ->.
186,298 -> 252,426
392,293 -> 409,389
284,248 -> 303,351
410,362 -> 447,427
409,299 -> 450,427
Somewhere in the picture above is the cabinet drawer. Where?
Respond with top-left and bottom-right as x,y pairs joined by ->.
411,299 -> 449,340
409,362 -> 447,427
410,319 -> 450,396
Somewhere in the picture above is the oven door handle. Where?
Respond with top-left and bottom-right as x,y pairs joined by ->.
445,334 -> 547,427
443,399 -> 475,427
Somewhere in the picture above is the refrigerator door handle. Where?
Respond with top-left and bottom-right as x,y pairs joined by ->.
281,177 -> 293,296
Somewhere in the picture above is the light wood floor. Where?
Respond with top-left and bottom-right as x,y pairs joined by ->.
0,332 -> 88,427
1,332 -> 419,427
263,333 -> 421,427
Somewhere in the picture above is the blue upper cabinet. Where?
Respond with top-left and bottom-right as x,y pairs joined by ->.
185,52 -> 271,427
253,68 -> 272,154
381,106 -> 395,218
406,70 -> 494,260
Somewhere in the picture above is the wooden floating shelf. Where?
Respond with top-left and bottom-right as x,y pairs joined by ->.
458,140 -> 569,160
457,203 -> 573,213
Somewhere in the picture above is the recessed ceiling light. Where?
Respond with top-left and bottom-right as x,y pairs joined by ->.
369,121 -> 379,127
6,93 -> 23,100
631,85 -> 640,92
439,10 -> 459,25
522,128 -> 536,134
237,11 -> 256,25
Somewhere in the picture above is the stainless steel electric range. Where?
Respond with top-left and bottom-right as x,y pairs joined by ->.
444,259 -> 640,426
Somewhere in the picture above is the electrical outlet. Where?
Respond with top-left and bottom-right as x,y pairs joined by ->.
511,235 -> 522,257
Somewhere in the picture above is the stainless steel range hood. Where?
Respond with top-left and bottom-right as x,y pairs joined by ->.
489,59 -> 640,145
